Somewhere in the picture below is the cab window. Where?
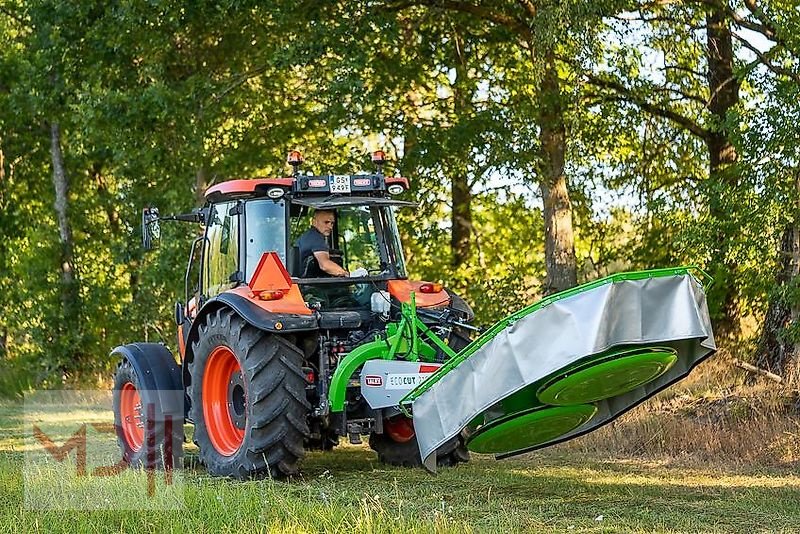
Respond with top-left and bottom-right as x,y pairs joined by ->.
204,201 -> 239,297
244,199 -> 287,281
337,206 -> 382,272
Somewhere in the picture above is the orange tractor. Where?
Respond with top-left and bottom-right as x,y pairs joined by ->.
111,151 -> 475,478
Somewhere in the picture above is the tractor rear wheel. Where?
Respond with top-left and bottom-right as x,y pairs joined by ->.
112,359 -> 183,468
369,414 -> 469,468
188,309 -> 310,479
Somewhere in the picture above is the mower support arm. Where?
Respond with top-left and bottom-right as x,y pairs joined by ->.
328,337 -> 391,412
328,296 -> 452,412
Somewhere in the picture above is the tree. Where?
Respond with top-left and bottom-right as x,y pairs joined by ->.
580,0 -> 747,337
381,1 -> 626,293
740,3 -> 800,383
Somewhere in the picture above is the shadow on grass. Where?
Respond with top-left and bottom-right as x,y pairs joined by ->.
288,446 -> 800,532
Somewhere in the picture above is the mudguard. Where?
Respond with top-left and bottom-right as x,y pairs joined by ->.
404,268 -> 716,471
211,292 -> 318,333
447,291 -> 475,322
110,342 -> 184,417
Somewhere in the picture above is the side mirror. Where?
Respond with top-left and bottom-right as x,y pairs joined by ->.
174,301 -> 185,326
142,207 -> 161,250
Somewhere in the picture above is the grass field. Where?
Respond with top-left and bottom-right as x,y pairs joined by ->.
1,398 -> 799,533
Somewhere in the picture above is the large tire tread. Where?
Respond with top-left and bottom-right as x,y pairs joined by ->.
188,308 -> 310,479
369,426 -> 470,468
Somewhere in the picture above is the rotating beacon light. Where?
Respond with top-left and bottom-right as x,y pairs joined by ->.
287,150 -> 304,177
372,150 -> 386,175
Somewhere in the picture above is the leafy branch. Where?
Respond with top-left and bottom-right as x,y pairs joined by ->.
582,71 -> 711,141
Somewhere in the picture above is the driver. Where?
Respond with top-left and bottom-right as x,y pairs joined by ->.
297,209 -> 349,277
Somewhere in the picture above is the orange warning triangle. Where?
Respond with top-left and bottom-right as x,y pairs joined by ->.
248,252 -> 292,293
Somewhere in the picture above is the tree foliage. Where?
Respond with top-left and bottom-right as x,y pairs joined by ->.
1,0 -> 799,392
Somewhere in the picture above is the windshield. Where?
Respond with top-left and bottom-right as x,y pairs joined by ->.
338,206 -> 382,272
289,204 -> 407,278
244,199 -> 287,282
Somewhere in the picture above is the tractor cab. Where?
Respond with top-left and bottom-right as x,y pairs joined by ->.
194,150 -> 426,314
150,150 -> 469,335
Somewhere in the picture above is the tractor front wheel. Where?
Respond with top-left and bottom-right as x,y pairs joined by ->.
188,309 -> 310,479
112,359 -> 183,468
369,414 -> 469,468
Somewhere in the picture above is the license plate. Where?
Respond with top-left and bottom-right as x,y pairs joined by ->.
330,175 -> 351,193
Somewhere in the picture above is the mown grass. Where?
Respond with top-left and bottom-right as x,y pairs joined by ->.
1,400 -> 799,533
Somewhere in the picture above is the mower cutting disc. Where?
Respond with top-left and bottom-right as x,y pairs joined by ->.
537,347 -> 678,406
466,404 -> 597,454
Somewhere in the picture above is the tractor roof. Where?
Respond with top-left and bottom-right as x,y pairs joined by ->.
204,178 -> 293,201
203,176 -> 410,203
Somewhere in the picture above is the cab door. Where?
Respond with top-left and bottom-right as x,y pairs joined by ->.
202,201 -> 242,298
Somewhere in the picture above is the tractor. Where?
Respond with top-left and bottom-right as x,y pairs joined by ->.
111,150 -> 477,479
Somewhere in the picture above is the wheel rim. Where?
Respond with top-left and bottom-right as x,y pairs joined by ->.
120,382 -> 144,452
203,346 -> 246,456
384,416 -> 415,443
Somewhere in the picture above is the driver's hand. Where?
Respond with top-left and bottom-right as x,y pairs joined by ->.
349,267 -> 369,278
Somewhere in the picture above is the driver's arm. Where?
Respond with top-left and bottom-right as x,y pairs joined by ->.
313,250 -> 349,277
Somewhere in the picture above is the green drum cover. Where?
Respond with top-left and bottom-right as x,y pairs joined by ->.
467,404 -> 597,454
537,347 -> 678,406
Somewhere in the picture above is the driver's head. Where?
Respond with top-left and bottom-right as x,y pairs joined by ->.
311,209 -> 336,237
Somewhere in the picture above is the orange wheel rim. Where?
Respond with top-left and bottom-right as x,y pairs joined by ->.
384,416 -> 415,443
203,346 -> 245,456
120,382 -> 144,452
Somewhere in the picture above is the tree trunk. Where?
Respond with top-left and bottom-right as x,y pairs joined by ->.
49,123 -> 80,325
93,163 -> 121,233
451,31 -> 473,268
538,54 -> 577,295
755,172 -> 800,387
705,5 -> 740,338
451,173 -> 471,267
0,144 -> 8,361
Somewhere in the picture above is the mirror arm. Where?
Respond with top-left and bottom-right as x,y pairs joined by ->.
142,207 -> 205,251
162,211 -> 204,224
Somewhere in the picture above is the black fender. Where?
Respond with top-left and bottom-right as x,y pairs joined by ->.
447,290 -> 475,322
110,343 -> 184,417
181,293 -> 319,373
214,292 -> 319,333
